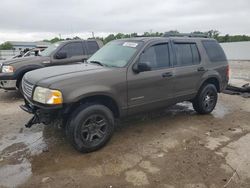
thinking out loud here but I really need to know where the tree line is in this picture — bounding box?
[1,30,250,50]
[42,30,250,44]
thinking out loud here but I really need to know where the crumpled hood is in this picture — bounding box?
[1,56,49,66]
[24,63,106,87]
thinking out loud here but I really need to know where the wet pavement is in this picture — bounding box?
[0,61,250,188]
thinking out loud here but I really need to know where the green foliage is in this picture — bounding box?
[217,34,250,43]
[0,42,13,50]
[43,37,64,43]
[41,30,250,45]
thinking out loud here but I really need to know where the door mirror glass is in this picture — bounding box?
[55,52,67,59]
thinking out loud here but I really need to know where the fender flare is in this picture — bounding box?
[14,64,44,86]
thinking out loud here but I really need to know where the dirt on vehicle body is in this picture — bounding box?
[21,36,229,152]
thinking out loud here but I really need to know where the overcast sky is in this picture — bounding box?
[0,0,250,43]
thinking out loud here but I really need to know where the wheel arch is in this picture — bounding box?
[66,94,121,118]
[199,77,221,92]
[15,65,43,88]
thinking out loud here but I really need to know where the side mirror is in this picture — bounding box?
[55,52,67,59]
[133,62,151,73]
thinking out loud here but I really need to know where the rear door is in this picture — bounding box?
[51,42,87,65]
[127,40,175,114]
[171,40,205,98]
[86,41,100,56]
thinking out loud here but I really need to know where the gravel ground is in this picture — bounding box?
[0,61,250,188]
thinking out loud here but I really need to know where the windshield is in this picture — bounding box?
[40,43,60,57]
[88,40,143,67]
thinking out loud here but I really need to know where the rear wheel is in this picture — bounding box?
[66,104,115,153]
[192,84,218,114]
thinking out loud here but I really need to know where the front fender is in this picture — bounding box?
[63,85,121,107]
[14,64,44,80]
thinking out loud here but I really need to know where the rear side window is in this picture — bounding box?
[58,42,85,58]
[174,43,200,66]
[140,43,170,69]
[202,40,226,62]
[87,41,99,54]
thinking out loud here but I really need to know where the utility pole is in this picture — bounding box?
[92,32,95,38]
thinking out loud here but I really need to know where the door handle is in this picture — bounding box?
[197,67,205,72]
[162,72,173,78]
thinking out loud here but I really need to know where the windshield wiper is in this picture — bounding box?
[88,61,104,66]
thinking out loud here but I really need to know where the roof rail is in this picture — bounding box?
[163,32,209,38]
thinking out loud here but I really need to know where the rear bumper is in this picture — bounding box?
[0,80,17,90]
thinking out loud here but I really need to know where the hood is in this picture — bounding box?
[2,56,49,66]
[24,63,106,87]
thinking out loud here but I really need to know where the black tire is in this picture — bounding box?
[66,104,115,153]
[192,84,218,114]
[17,80,23,96]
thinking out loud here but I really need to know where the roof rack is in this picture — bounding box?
[163,32,209,38]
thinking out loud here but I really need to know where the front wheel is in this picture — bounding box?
[17,80,23,96]
[192,84,218,114]
[66,104,115,153]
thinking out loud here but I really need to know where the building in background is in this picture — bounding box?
[220,41,250,61]
[8,41,50,51]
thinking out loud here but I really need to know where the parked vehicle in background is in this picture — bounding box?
[0,39,103,93]
[21,34,229,153]
[12,47,47,59]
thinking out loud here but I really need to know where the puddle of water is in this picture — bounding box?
[0,159,32,187]
[166,102,195,116]
[0,131,47,157]
[0,128,47,187]
[176,102,229,119]
[212,103,229,119]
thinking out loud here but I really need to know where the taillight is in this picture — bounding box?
[226,65,229,80]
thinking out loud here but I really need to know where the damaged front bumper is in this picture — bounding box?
[20,100,63,128]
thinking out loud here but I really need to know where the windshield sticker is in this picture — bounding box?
[123,42,138,48]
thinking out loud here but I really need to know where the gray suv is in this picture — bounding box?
[21,35,229,153]
[0,39,103,93]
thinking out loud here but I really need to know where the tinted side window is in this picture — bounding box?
[140,43,170,69]
[87,41,99,54]
[202,40,226,62]
[174,43,201,67]
[58,42,84,58]
[190,44,201,64]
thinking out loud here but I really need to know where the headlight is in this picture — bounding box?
[2,65,14,73]
[33,86,63,104]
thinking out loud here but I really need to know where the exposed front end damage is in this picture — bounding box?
[20,101,64,128]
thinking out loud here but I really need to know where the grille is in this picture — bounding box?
[22,79,34,98]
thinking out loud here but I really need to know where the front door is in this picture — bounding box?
[127,42,175,114]
[51,42,87,65]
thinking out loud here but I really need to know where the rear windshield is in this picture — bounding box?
[202,40,227,62]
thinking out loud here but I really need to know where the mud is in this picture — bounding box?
[0,61,250,188]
